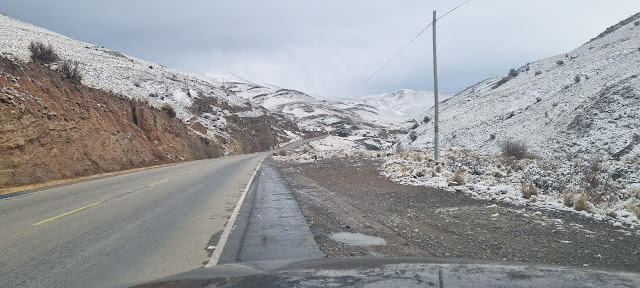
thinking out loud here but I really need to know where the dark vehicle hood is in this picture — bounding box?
[129,257,640,288]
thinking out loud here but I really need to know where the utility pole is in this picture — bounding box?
[432,10,440,161]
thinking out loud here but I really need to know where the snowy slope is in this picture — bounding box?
[203,70,375,132]
[338,89,452,125]
[407,13,640,162]
[0,13,304,150]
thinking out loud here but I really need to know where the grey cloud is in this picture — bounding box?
[2,0,639,98]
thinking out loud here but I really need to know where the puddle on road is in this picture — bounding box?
[330,232,387,246]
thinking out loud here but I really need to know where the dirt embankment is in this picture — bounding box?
[0,56,292,189]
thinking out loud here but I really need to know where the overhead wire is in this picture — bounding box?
[345,0,472,98]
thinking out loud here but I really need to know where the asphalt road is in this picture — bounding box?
[0,136,323,288]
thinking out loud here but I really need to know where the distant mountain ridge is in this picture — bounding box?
[338,89,453,125]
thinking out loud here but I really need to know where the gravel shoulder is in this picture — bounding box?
[276,157,640,272]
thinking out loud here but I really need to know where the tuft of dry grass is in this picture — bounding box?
[435,165,442,173]
[449,169,466,186]
[627,204,640,218]
[278,150,287,156]
[563,190,575,208]
[632,187,640,200]
[400,164,409,175]
[521,182,539,199]
[574,193,589,212]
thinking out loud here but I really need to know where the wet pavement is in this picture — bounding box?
[217,159,325,264]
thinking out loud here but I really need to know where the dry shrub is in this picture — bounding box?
[449,169,466,185]
[632,187,640,200]
[502,156,526,172]
[139,97,149,106]
[582,156,602,189]
[563,190,575,207]
[59,60,82,83]
[500,140,528,160]
[435,165,442,173]
[574,193,589,211]
[521,182,539,199]
[160,103,176,118]
[28,41,59,64]
[278,150,287,156]
[626,204,640,218]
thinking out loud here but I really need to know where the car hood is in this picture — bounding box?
[128,257,640,288]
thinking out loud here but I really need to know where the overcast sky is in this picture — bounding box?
[2,1,639,98]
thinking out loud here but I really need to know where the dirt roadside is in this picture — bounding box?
[276,157,640,272]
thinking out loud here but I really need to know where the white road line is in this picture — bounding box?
[206,156,265,267]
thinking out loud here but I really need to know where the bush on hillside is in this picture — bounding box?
[449,169,466,186]
[521,182,539,199]
[508,68,519,78]
[408,131,417,142]
[60,60,82,84]
[574,193,590,211]
[500,139,528,160]
[160,103,176,118]
[28,41,59,64]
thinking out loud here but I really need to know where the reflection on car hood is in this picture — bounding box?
[129,257,640,288]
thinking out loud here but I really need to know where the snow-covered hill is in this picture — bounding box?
[204,70,375,132]
[338,89,452,125]
[0,13,304,151]
[407,13,640,163]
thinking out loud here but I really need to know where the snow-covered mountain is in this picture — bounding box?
[337,89,452,125]
[406,12,640,162]
[204,70,375,132]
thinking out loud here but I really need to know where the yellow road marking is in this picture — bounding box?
[147,179,169,187]
[33,201,103,226]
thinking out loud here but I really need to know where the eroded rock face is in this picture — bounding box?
[0,57,293,189]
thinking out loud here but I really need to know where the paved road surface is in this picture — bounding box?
[0,136,323,288]
[217,159,324,264]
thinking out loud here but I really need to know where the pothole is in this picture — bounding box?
[330,232,387,246]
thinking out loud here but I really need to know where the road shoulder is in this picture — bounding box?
[216,157,324,264]
[276,157,640,272]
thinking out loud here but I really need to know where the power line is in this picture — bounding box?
[436,0,472,21]
[345,0,472,98]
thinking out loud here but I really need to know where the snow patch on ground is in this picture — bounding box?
[273,135,379,163]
